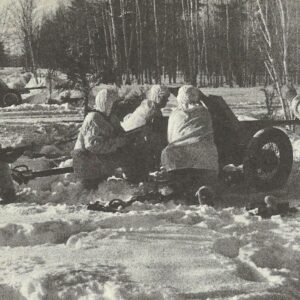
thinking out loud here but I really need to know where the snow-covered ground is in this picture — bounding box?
[0,70,300,299]
[1,199,300,299]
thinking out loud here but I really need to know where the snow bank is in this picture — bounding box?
[0,200,299,299]
[213,236,240,258]
[0,122,80,167]
[0,102,78,112]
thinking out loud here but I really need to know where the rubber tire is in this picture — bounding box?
[243,127,293,191]
[2,93,21,107]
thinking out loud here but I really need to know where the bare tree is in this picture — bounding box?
[225,0,233,87]
[254,0,291,120]
[10,0,39,80]
[135,0,143,83]
[4,0,297,89]
[153,0,161,83]
[108,0,121,85]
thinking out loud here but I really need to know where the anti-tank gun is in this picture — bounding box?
[10,125,149,185]
[8,87,300,193]
[0,79,46,107]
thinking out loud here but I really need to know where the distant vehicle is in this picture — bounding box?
[0,78,23,107]
[0,78,47,107]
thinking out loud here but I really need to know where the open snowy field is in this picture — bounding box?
[0,74,300,299]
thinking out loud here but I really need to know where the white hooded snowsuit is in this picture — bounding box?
[122,85,170,131]
[73,88,127,180]
[161,85,218,172]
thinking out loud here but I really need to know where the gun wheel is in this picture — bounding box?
[2,92,21,107]
[243,127,293,191]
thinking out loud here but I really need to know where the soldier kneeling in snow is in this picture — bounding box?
[122,85,170,175]
[0,146,17,204]
[73,88,129,190]
[160,85,219,203]
[73,87,151,190]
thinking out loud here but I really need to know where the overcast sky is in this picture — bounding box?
[0,0,69,55]
[0,0,62,10]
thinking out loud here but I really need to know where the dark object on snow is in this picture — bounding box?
[87,197,140,213]
[87,198,135,213]
[87,192,172,213]
[195,186,215,206]
[0,79,46,107]
[148,168,213,205]
[87,201,119,213]
[12,165,74,185]
[246,199,298,218]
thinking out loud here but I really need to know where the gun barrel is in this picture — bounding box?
[31,167,74,178]
[25,86,47,90]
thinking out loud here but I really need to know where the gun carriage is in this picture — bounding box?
[0,78,46,107]
[5,87,300,192]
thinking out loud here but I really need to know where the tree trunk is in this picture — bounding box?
[153,0,161,83]
[296,2,299,84]
[256,0,291,120]
[276,0,289,83]
[101,6,111,60]
[190,0,197,85]
[181,0,192,83]
[84,0,95,71]
[225,1,233,87]
[120,0,130,83]
[108,0,120,85]
[135,0,143,84]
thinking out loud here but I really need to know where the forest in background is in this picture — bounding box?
[0,0,300,88]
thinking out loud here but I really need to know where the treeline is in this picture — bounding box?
[10,0,300,87]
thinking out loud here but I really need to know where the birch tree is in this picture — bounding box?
[12,0,38,77]
[153,0,161,83]
[254,0,291,120]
